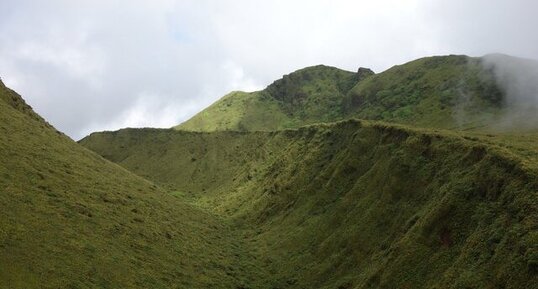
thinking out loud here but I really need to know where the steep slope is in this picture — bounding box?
[81,121,538,289]
[344,55,504,129]
[176,65,372,131]
[176,54,536,133]
[0,80,268,288]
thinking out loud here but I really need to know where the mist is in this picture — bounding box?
[482,54,538,131]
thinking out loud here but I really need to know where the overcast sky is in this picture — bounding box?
[1,0,537,139]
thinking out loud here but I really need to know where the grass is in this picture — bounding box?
[175,64,364,131]
[345,55,505,130]
[81,119,538,289]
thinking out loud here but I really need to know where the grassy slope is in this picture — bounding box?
[345,55,504,130]
[0,81,269,289]
[80,128,269,195]
[176,91,291,132]
[176,65,366,131]
[81,120,538,289]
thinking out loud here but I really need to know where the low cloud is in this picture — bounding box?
[482,54,538,130]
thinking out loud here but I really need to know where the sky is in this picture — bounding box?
[1,0,538,139]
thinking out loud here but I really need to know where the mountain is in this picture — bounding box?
[0,79,269,288]
[176,65,372,131]
[80,54,538,288]
[177,55,527,132]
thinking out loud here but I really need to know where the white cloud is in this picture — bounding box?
[220,61,264,93]
[89,92,185,131]
[16,40,106,85]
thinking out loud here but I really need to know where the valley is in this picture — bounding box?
[81,119,538,289]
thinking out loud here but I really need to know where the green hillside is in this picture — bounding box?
[176,65,372,131]
[176,55,511,132]
[345,55,504,129]
[0,80,270,288]
[81,120,538,289]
